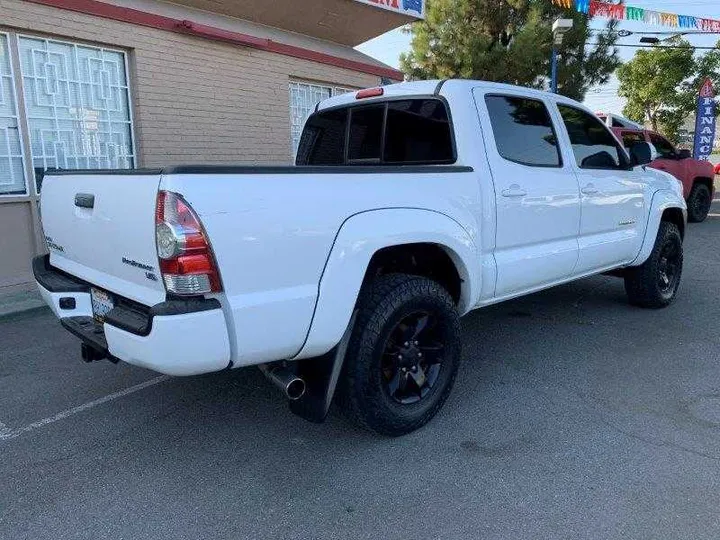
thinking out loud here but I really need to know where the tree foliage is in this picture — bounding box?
[399,0,620,101]
[617,38,720,142]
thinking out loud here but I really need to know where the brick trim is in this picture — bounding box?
[23,0,404,80]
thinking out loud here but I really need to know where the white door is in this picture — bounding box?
[474,90,581,298]
[553,104,646,273]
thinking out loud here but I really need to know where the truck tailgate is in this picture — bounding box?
[40,171,167,306]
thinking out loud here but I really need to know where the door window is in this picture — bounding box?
[621,131,646,149]
[558,104,630,170]
[649,133,676,159]
[484,95,561,167]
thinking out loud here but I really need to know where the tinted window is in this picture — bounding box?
[296,98,456,166]
[621,131,646,149]
[649,133,676,159]
[485,96,561,167]
[296,108,346,165]
[558,105,629,170]
[384,100,454,163]
[348,106,384,162]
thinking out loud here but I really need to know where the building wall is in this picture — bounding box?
[0,0,383,291]
[1,0,381,165]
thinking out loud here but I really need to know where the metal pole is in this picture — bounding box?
[551,45,559,93]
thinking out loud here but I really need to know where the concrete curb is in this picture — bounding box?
[0,290,48,321]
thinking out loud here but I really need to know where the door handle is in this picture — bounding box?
[581,184,599,195]
[501,185,527,198]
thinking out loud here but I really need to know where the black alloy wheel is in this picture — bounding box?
[336,274,461,436]
[657,239,681,296]
[688,183,712,223]
[380,310,445,405]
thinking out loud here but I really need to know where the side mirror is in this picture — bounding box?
[678,149,691,160]
[629,142,657,167]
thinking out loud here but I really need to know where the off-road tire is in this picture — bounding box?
[624,221,683,309]
[336,273,461,436]
[687,183,712,223]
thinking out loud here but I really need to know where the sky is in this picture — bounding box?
[356,0,720,117]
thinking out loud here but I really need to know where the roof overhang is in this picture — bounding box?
[166,0,424,46]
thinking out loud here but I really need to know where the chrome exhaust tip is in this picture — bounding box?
[259,364,306,401]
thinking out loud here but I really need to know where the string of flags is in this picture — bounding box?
[551,0,720,32]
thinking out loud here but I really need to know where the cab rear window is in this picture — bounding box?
[296,98,455,166]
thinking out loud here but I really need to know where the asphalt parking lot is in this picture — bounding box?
[2,201,720,540]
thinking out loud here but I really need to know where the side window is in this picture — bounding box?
[557,104,630,170]
[295,108,347,165]
[649,134,676,159]
[485,95,561,167]
[621,131,646,149]
[348,105,384,162]
[384,100,454,163]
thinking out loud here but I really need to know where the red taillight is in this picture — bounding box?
[356,87,384,99]
[155,191,222,295]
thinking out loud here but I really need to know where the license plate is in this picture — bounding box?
[91,288,115,323]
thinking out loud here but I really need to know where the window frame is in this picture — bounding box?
[483,93,564,169]
[17,33,137,193]
[297,95,458,167]
[0,31,138,198]
[556,102,633,172]
[0,31,31,197]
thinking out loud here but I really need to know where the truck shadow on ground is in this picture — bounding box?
[143,274,650,451]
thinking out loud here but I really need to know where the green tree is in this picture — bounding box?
[617,39,720,142]
[399,0,620,101]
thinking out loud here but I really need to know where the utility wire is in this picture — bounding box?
[587,42,720,50]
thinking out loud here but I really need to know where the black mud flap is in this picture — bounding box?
[288,313,356,423]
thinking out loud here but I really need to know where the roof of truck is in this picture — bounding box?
[317,79,578,111]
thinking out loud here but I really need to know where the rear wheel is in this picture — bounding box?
[687,183,712,223]
[624,221,683,309]
[336,274,461,436]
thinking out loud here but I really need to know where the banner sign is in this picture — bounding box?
[693,79,717,162]
[551,0,720,30]
[354,0,425,19]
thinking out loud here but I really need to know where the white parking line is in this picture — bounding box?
[0,375,170,442]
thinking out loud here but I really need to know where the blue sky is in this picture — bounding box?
[357,0,720,116]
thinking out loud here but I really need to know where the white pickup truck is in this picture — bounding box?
[34,80,686,436]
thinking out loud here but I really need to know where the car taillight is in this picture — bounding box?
[155,191,222,295]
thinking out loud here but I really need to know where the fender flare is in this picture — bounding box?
[293,208,480,360]
[630,190,687,267]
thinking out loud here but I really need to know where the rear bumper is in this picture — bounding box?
[34,255,231,376]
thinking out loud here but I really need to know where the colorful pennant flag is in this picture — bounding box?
[575,0,590,14]
[625,6,644,22]
[550,0,720,31]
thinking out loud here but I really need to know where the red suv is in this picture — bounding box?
[613,128,715,222]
